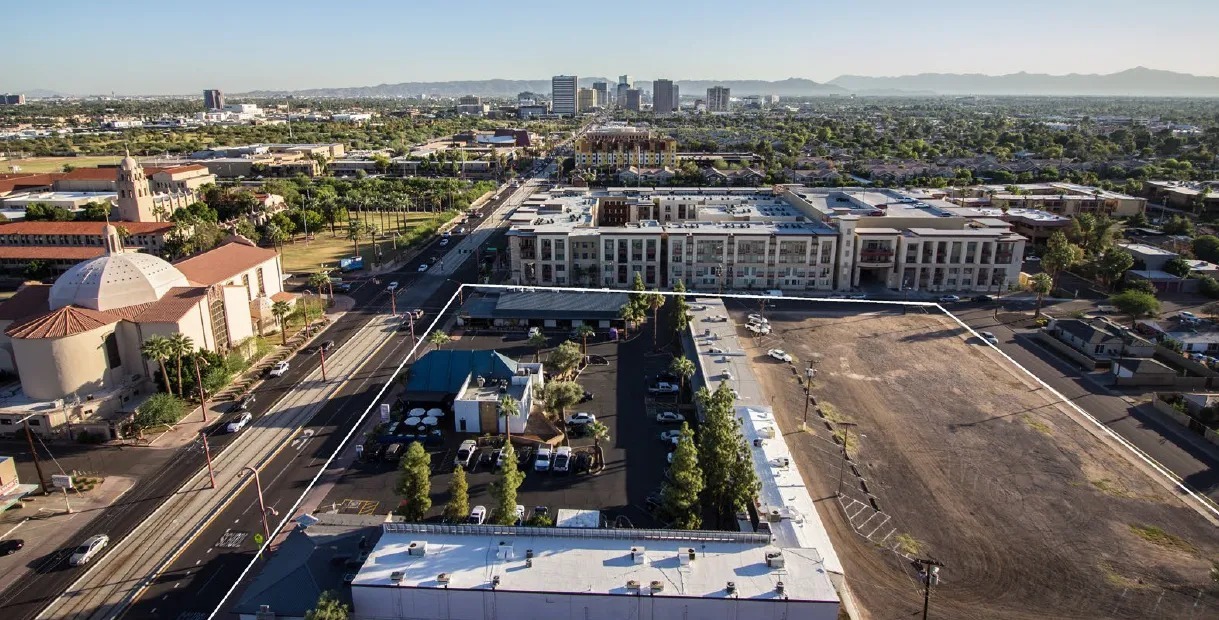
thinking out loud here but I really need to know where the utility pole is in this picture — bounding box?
[318,347,328,381]
[200,431,216,489]
[914,558,944,620]
[835,421,858,496]
[24,419,47,494]
[194,357,209,424]
[801,365,816,429]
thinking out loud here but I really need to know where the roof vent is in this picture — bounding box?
[491,575,501,589]
[650,580,665,592]
[766,551,786,569]
[678,547,696,566]
[776,581,786,595]
[725,581,737,595]
[407,541,427,556]
[526,549,534,559]
[390,571,405,583]
[437,572,451,586]
[630,546,648,565]
[497,542,514,561]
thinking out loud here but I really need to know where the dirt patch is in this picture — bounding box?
[747,309,1219,620]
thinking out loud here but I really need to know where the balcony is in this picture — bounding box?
[858,249,895,264]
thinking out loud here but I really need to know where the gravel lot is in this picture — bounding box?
[745,307,1219,620]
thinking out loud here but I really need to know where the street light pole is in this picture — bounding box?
[194,357,208,424]
[200,431,216,489]
[23,418,47,494]
[243,466,271,541]
[390,289,397,317]
[318,347,328,381]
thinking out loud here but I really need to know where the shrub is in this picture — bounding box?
[134,393,189,429]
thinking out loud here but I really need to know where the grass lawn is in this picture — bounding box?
[279,210,458,273]
[2,155,127,174]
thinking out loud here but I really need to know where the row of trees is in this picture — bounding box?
[395,439,528,526]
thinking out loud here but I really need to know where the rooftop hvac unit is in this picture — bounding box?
[497,542,514,560]
[650,580,665,592]
[776,581,786,595]
[437,572,451,585]
[630,546,647,565]
[626,579,641,591]
[407,541,427,557]
[678,548,696,566]
[766,551,785,569]
[390,571,405,584]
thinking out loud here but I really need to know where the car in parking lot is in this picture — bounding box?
[268,361,289,377]
[1179,311,1199,321]
[972,294,995,303]
[386,281,399,292]
[660,429,682,442]
[408,309,425,320]
[467,505,487,525]
[980,331,999,345]
[656,411,686,424]
[455,440,477,469]
[534,447,553,472]
[552,446,572,472]
[573,452,591,475]
[226,411,253,433]
[938,295,960,303]
[746,313,768,324]
[417,263,429,272]
[439,238,449,247]
[527,326,542,338]
[69,534,109,566]
[648,382,679,394]
[746,323,771,335]
[567,412,596,426]
[0,538,24,555]
[579,390,594,403]
[494,448,508,469]
[767,349,793,362]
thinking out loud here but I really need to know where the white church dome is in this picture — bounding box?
[49,250,189,311]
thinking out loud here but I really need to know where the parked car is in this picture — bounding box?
[660,429,683,442]
[386,281,399,293]
[553,446,572,473]
[972,294,995,303]
[847,293,868,300]
[579,390,594,403]
[439,238,449,247]
[494,448,508,469]
[534,447,553,472]
[268,361,289,377]
[528,326,542,338]
[938,295,960,303]
[467,506,487,525]
[656,411,686,424]
[454,439,478,469]
[567,412,596,426]
[648,382,679,394]
[332,281,352,293]
[767,349,793,362]
[0,539,24,555]
[417,264,429,272]
[226,411,253,433]
[746,313,767,324]
[69,534,109,566]
[980,331,999,345]
[319,340,335,353]
[573,452,592,475]
[746,323,771,335]
[1179,311,1199,321]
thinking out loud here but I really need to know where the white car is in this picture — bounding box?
[386,281,399,292]
[455,440,477,469]
[268,361,289,377]
[567,412,596,425]
[659,429,682,442]
[467,505,487,525]
[1179,311,1199,321]
[69,534,109,566]
[648,382,679,394]
[746,313,768,324]
[417,264,429,272]
[534,447,553,472]
[439,238,449,247]
[225,411,253,434]
[746,323,771,335]
[938,295,960,303]
[656,411,686,424]
[980,331,999,345]
[553,446,572,473]
[767,349,793,362]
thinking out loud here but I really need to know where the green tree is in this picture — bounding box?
[1041,231,1084,290]
[1199,276,1219,299]
[395,441,432,521]
[1162,256,1192,278]
[547,340,582,377]
[628,272,647,308]
[346,220,365,256]
[1027,273,1053,318]
[1070,213,1120,256]
[263,222,290,251]
[140,335,174,394]
[696,383,760,527]
[489,444,525,524]
[670,281,691,334]
[1094,248,1136,289]
[659,422,703,529]
[271,300,292,344]
[442,466,470,523]
[669,356,696,395]
[572,325,595,355]
[1193,235,1219,263]
[588,420,610,469]
[541,380,584,420]
[619,301,645,335]
[304,591,349,620]
[527,330,548,362]
[1109,289,1160,326]
[373,153,392,173]
[78,201,113,221]
[645,289,665,347]
[167,333,195,398]
[426,330,451,351]
[1162,215,1195,236]
[24,260,50,280]
[309,270,334,299]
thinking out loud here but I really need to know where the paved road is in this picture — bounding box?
[954,303,1219,506]
[121,173,541,619]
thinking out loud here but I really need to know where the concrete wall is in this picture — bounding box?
[222,285,255,346]
[13,324,116,401]
[1034,331,1098,369]
[1150,396,1219,447]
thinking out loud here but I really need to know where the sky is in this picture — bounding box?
[8,0,1219,95]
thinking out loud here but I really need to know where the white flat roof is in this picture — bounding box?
[1118,242,1178,257]
[355,525,838,602]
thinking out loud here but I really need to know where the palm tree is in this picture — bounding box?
[346,221,364,257]
[426,330,451,351]
[588,420,609,470]
[309,270,333,301]
[527,331,548,362]
[619,302,644,336]
[271,300,292,345]
[498,394,520,445]
[140,336,174,394]
[573,325,595,355]
[1028,273,1053,318]
[669,357,696,394]
[646,291,665,348]
[167,334,195,398]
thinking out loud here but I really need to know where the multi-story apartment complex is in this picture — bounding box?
[946,183,1146,218]
[574,128,678,170]
[203,89,224,111]
[706,86,731,112]
[507,186,1027,294]
[550,75,578,116]
[653,79,678,114]
[577,88,597,112]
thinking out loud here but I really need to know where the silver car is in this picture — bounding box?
[69,534,109,566]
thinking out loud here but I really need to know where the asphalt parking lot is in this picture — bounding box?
[319,326,692,527]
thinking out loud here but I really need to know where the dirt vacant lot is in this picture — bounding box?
[747,308,1219,620]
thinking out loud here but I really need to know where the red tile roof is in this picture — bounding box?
[132,286,207,322]
[174,240,278,285]
[5,305,118,339]
[271,291,296,303]
[56,167,120,181]
[0,173,54,195]
[0,284,51,321]
[0,221,174,236]
[154,164,208,175]
[0,246,105,260]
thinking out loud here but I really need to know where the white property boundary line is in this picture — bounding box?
[206,285,463,620]
[205,285,1219,620]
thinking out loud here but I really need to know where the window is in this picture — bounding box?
[104,333,121,369]
[256,268,266,296]
[242,274,252,301]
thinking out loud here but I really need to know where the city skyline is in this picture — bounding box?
[7,0,1219,94]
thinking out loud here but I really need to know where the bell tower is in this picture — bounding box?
[116,153,156,222]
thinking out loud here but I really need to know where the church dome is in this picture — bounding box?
[120,155,140,170]
[49,251,189,312]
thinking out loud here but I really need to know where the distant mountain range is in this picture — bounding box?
[19,68,1219,99]
[828,67,1219,97]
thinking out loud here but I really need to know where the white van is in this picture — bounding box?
[552,446,572,473]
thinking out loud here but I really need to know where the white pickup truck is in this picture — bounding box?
[648,382,679,394]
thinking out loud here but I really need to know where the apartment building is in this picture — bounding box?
[707,86,731,112]
[948,183,1146,218]
[551,75,578,116]
[574,128,678,170]
[508,186,1027,294]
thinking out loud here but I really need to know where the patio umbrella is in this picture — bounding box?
[427,408,443,418]
[404,416,421,426]
[423,416,439,426]
[409,408,426,418]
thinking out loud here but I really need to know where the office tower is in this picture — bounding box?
[577,88,597,113]
[592,82,609,107]
[706,86,731,112]
[551,75,578,116]
[625,89,643,112]
[652,79,677,114]
[203,89,224,111]
[616,75,632,107]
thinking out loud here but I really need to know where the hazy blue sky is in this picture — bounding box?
[9,0,1219,94]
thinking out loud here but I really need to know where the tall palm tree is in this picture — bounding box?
[573,325,595,355]
[669,356,696,394]
[498,394,520,446]
[1028,273,1053,318]
[140,336,173,394]
[646,291,665,347]
[588,420,609,470]
[167,334,195,398]
[309,270,333,301]
[271,300,292,345]
[527,331,548,362]
[346,221,363,257]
